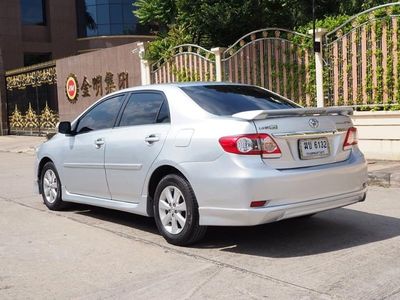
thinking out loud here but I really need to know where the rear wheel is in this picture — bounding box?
[40,162,67,211]
[154,174,206,246]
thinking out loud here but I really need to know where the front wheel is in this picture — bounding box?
[154,174,207,246]
[40,162,67,211]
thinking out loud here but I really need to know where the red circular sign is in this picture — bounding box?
[65,75,78,102]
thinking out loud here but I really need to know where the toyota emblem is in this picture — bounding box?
[309,118,319,128]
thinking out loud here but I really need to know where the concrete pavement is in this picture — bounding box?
[1,151,400,299]
[0,135,45,154]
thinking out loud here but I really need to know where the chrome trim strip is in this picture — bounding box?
[272,129,346,138]
[63,163,103,169]
[64,163,143,170]
[105,163,142,170]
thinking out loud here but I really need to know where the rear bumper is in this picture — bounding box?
[199,188,367,226]
[181,149,368,226]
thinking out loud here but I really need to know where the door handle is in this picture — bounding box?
[144,134,160,144]
[94,138,105,148]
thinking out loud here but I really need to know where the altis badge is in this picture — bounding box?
[259,125,278,130]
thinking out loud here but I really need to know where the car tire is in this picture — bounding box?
[40,162,67,211]
[154,174,207,246]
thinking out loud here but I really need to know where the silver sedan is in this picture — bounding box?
[35,83,368,245]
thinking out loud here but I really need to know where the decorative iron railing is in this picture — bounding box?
[324,2,400,108]
[221,28,313,106]
[150,44,216,83]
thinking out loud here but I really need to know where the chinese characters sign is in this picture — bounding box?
[65,71,129,103]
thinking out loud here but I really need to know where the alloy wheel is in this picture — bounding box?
[158,185,187,234]
[43,169,58,204]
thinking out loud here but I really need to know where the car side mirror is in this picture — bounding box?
[58,121,72,134]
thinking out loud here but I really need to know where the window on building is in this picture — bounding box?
[21,0,46,25]
[23,53,52,67]
[76,0,154,38]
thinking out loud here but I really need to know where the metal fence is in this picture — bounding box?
[150,44,216,84]
[5,61,59,135]
[148,3,400,108]
[149,31,314,106]
[324,3,400,108]
[221,28,313,106]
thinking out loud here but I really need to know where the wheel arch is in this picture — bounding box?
[37,157,54,194]
[146,165,189,217]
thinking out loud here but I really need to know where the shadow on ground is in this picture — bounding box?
[66,204,400,258]
[66,203,159,234]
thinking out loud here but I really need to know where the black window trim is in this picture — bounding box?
[115,90,170,128]
[155,97,171,124]
[73,92,128,134]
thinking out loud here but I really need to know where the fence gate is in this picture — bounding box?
[324,3,400,107]
[5,61,59,135]
[150,44,216,84]
[221,29,314,106]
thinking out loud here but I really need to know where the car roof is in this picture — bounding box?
[108,82,253,95]
[103,81,295,107]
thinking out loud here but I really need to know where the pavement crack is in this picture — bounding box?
[181,266,222,300]
[0,196,334,299]
[382,286,400,300]
[234,287,263,300]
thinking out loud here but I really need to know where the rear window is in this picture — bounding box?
[181,85,299,116]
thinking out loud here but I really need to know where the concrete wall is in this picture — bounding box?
[352,111,400,161]
[0,1,155,71]
[0,0,78,70]
[56,42,142,122]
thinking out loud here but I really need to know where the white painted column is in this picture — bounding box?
[308,28,327,107]
[136,42,151,85]
[211,47,225,82]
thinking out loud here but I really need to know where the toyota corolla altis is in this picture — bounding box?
[35,83,368,245]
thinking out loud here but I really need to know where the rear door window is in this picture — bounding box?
[119,92,169,127]
[181,85,299,116]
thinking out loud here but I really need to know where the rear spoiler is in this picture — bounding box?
[232,107,353,120]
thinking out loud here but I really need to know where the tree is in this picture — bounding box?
[134,0,395,61]
[338,0,392,16]
[134,0,295,59]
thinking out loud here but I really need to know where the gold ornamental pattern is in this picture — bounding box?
[6,67,57,91]
[9,103,59,131]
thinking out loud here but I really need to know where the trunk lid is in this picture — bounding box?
[233,107,354,169]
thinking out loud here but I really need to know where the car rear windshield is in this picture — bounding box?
[180,85,299,116]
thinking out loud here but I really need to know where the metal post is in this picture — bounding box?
[211,47,225,82]
[308,28,327,107]
[35,86,41,135]
[136,42,151,85]
[0,48,8,135]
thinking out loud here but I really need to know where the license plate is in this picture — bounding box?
[298,138,330,160]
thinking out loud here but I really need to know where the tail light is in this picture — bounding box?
[219,134,281,158]
[343,127,358,150]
